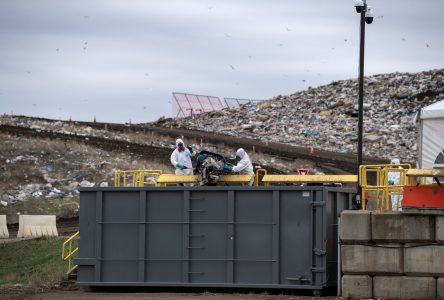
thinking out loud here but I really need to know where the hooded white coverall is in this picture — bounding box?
[232,148,254,175]
[170,138,194,175]
[388,158,403,211]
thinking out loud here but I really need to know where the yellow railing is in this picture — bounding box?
[114,170,163,187]
[261,174,358,186]
[359,164,411,210]
[61,231,79,274]
[254,168,267,186]
[406,169,444,186]
[116,169,267,187]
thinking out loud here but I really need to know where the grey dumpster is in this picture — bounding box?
[75,186,353,291]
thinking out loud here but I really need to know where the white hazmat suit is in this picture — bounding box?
[170,138,194,175]
[388,158,403,211]
[232,148,254,175]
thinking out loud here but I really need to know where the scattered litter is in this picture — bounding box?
[154,69,444,162]
[79,180,95,187]
[73,173,83,181]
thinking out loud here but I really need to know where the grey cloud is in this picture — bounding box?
[0,0,443,123]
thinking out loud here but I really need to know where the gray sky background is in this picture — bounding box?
[0,0,443,123]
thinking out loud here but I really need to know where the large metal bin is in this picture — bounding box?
[75,186,353,291]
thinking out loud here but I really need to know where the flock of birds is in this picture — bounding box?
[4,7,435,117]
[48,11,433,87]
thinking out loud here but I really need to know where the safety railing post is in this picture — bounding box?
[62,231,80,274]
[254,169,267,187]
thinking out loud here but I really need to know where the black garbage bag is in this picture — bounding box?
[195,150,230,186]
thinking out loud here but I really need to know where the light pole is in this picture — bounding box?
[354,0,373,201]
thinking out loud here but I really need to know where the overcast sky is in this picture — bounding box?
[0,0,443,123]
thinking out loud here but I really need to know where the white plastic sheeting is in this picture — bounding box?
[421,100,444,120]
[419,100,444,169]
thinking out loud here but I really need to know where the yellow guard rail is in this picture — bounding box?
[406,168,444,186]
[261,174,358,186]
[61,231,79,274]
[359,164,411,210]
[114,170,163,187]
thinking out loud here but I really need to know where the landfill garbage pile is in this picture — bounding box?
[0,115,323,175]
[0,132,169,219]
[155,69,444,162]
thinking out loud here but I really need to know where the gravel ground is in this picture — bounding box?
[2,291,339,300]
[0,283,339,300]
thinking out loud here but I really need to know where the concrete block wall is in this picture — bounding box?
[340,211,444,299]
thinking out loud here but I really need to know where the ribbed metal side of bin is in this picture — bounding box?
[75,186,353,290]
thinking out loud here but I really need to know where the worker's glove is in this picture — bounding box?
[388,179,395,185]
[176,163,185,170]
[223,164,233,172]
[187,145,194,154]
[229,155,237,161]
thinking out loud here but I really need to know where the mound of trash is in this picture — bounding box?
[156,68,444,162]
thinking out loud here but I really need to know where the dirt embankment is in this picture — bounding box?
[0,124,172,164]
[3,116,388,174]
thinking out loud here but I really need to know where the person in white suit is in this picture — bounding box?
[170,138,195,176]
[388,158,403,211]
[224,148,254,185]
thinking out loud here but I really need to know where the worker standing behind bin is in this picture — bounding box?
[171,138,195,176]
[224,148,254,185]
[388,158,403,211]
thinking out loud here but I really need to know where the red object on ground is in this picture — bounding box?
[310,147,314,156]
[298,169,309,175]
[403,186,444,208]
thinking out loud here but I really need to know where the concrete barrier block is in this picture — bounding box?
[436,216,444,242]
[372,211,434,242]
[405,245,444,275]
[373,276,436,300]
[340,210,371,242]
[341,275,372,299]
[341,244,403,274]
[437,278,444,299]
[17,215,58,238]
[0,215,9,239]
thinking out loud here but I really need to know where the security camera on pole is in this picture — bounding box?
[354,0,374,203]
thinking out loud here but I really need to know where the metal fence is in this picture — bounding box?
[172,93,224,118]
[223,98,264,109]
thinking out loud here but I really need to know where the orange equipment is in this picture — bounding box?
[403,186,444,209]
